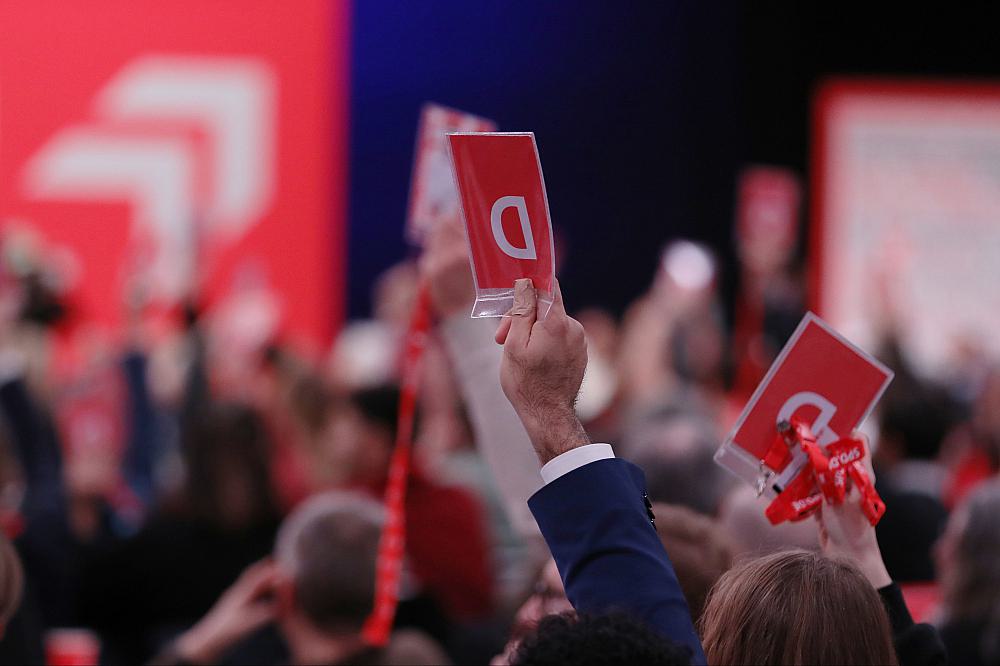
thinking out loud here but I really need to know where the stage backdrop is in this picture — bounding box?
[0,0,347,350]
[812,80,1000,375]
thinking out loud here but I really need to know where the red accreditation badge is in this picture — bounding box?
[447,132,555,317]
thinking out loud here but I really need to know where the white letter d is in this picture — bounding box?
[490,195,537,260]
[777,391,840,446]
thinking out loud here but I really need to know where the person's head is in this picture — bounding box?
[182,403,278,530]
[700,550,897,665]
[972,367,1000,463]
[512,612,691,666]
[624,410,732,515]
[274,491,383,645]
[0,533,23,638]
[508,560,572,645]
[651,503,734,623]
[717,485,819,558]
[937,479,1000,621]
[372,261,420,329]
[319,385,400,486]
[877,383,955,466]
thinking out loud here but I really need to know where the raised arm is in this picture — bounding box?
[497,278,705,664]
[419,218,544,538]
[817,483,947,666]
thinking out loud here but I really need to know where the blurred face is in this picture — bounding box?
[318,405,392,486]
[493,560,571,665]
[215,460,258,529]
[679,315,725,384]
[934,503,969,590]
[973,370,1000,440]
[513,560,571,640]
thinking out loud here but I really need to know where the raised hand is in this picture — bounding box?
[174,559,280,664]
[496,278,590,464]
[418,215,475,318]
[816,484,892,589]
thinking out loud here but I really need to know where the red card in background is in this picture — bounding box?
[448,132,555,318]
[735,165,801,275]
[715,312,893,489]
[407,104,496,244]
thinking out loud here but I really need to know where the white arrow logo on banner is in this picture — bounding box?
[23,130,197,299]
[21,55,277,300]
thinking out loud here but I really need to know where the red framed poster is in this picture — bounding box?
[812,79,1000,375]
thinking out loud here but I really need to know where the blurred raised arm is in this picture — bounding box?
[419,218,543,537]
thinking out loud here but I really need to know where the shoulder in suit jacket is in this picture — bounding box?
[528,457,706,664]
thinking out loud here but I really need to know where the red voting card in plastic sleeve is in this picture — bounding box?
[447,132,555,318]
[715,312,893,492]
[406,104,497,244]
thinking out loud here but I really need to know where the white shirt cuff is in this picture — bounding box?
[540,443,615,484]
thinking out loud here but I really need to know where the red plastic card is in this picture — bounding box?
[715,312,893,492]
[406,103,496,244]
[448,132,555,318]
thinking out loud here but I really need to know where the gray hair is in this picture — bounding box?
[623,408,733,515]
[275,491,385,632]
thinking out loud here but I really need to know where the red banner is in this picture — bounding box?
[0,0,347,349]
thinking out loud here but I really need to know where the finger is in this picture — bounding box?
[241,601,279,632]
[505,279,537,349]
[855,432,876,481]
[815,508,829,545]
[495,313,513,345]
[540,279,571,332]
[549,278,566,316]
[441,212,466,242]
[235,560,280,599]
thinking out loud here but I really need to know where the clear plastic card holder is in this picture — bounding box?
[447,131,556,319]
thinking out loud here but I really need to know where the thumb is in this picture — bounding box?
[503,279,537,348]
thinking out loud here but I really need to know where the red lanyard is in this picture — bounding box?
[362,286,433,647]
[763,419,886,527]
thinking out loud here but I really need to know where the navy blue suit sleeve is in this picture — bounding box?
[528,458,706,664]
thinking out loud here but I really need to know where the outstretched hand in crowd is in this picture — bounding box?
[815,438,892,590]
[173,560,280,664]
[495,278,590,465]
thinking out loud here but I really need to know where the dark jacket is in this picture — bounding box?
[527,458,705,664]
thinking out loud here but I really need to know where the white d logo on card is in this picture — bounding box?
[777,391,840,446]
[490,195,537,260]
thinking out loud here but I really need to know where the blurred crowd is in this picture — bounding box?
[0,189,998,666]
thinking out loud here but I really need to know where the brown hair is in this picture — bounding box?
[652,503,734,624]
[0,533,23,626]
[700,550,897,665]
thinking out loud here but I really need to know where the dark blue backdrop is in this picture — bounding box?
[347,2,742,319]
[347,3,1000,321]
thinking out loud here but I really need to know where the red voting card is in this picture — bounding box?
[715,312,893,491]
[448,132,555,317]
[406,104,496,244]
